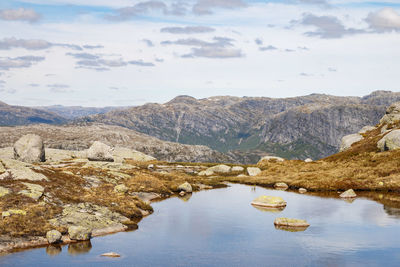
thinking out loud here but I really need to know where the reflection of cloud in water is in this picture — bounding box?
[68,241,92,255]
[361,203,398,227]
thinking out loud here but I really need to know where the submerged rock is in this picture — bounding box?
[274,182,289,190]
[46,230,62,244]
[178,182,192,193]
[13,134,45,163]
[68,226,92,241]
[19,182,44,200]
[377,130,400,151]
[251,196,287,208]
[274,217,310,227]
[87,141,114,162]
[247,167,262,176]
[339,134,363,152]
[340,189,357,198]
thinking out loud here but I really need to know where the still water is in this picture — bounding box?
[2,183,400,266]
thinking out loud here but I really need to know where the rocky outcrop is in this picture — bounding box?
[13,134,45,163]
[0,186,10,197]
[113,147,155,163]
[206,165,231,173]
[377,130,400,151]
[339,134,363,152]
[87,141,114,162]
[18,182,44,200]
[68,226,91,241]
[247,167,261,176]
[0,159,48,181]
[380,102,400,125]
[258,156,285,163]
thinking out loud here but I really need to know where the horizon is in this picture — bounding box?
[0,1,399,106]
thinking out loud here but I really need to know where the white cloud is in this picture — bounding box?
[0,8,41,22]
[193,0,247,15]
[366,8,400,32]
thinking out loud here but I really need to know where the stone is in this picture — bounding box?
[231,166,244,172]
[2,209,26,218]
[198,169,214,176]
[258,156,285,164]
[13,134,45,163]
[179,191,186,196]
[113,147,155,163]
[0,161,5,173]
[339,134,363,152]
[251,196,287,208]
[87,141,114,162]
[114,184,129,193]
[247,167,262,176]
[19,182,44,201]
[206,164,231,173]
[101,252,121,258]
[46,230,62,244]
[299,188,307,193]
[274,182,289,190]
[0,186,10,197]
[304,158,313,163]
[380,102,400,125]
[68,226,92,241]
[0,159,48,181]
[340,189,357,198]
[377,130,400,151]
[178,182,192,193]
[274,217,310,227]
[237,174,247,177]
[147,164,154,169]
[359,125,376,134]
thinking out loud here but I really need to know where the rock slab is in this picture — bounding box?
[13,134,45,163]
[87,141,114,162]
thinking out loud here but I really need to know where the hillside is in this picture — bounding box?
[36,105,129,120]
[76,91,400,161]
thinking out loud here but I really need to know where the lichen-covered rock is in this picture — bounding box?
[87,141,114,162]
[299,188,307,193]
[13,134,45,163]
[340,189,357,198]
[19,182,44,200]
[0,159,48,181]
[2,209,26,218]
[380,102,400,125]
[377,130,400,151]
[247,167,262,176]
[251,196,286,208]
[114,184,129,193]
[339,134,363,152]
[101,252,121,258]
[0,186,10,197]
[68,226,92,241]
[274,217,310,227]
[207,164,231,173]
[258,156,285,164]
[231,166,244,172]
[274,182,289,190]
[359,125,376,134]
[198,169,214,176]
[113,147,155,163]
[178,182,192,193]
[46,230,62,244]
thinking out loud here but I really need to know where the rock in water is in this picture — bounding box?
[274,217,310,227]
[13,134,45,163]
[274,182,289,190]
[298,188,307,193]
[87,141,114,162]
[251,196,287,208]
[101,252,121,258]
[46,230,62,244]
[68,226,92,241]
[377,130,400,151]
[339,134,363,152]
[358,125,376,134]
[340,189,357,198]
[178,182,192,193]
[247,167,262,176]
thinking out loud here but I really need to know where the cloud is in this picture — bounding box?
[0,37,82,51]
[129,60,155,66]
[47,84,72,93]
[161,26,215,34]
[300,72,313,76]
[0,56,45,70]
[296,0,329,7]
[328,67,337,72]
[29,83,40,87]
[0,8,41,23]
[83,44,104,49]
[254,38,263,46]
[193,0,247,15]
[259,45,277,51]
[183,47,243,58]
[299,13,365,38]
[142,39,154,47]
[366,8,400,32]
[66,52,100,60]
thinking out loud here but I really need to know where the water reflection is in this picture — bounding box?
[46,245,62,257]
[67,241,92,255]
[274,225,309,232]
[179,193,192,202]
[252,205,285,213]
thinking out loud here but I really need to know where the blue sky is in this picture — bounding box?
[0,0,399,106]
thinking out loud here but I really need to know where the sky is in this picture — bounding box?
[0,0,399,107]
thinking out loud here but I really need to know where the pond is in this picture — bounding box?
[2,183,400,266]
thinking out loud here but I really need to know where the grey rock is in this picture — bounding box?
[359,125,376,134]
[114,184,129,193]
[19,182,44,200]
[274,182,289,190]
[231,166,244,172]
[258,156,285,163]
[46,230,62,244]
[87,141,114,162]
[178,182,192,193]
[13,134,45,163]
[380,102,400,125]
[68,226,92,241]
[339,134,363,152]
[198,169,214,176]
[0,159,48,181]
[247,167,262,176]
[113,147,155,163]
[304,158,313,163]
[206,164,231,173]
[377,130,400,151]
[340,189,357,198]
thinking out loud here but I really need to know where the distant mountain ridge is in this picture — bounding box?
[75,90,400,162]
[36,105,130,120]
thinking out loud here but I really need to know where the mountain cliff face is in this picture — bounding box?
[76,91,400,162]
[0,101,67,126]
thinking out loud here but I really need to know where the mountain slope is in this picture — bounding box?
[36,105,129,120]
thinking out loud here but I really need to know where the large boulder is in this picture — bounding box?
[339,134,363,152]
[68,226,92,241]
[380,102,400,125]
[377,130,400,151]
[247,167,262,176]
[251,196,286,208]
[87,141,114,162]
[13,134,45,163]
[178,182,192,193]
[113,147,156,163]
[46,230,62,244]
[206,164,231,173]
[258,156,285,164]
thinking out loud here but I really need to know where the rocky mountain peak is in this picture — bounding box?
[166,95,198,105]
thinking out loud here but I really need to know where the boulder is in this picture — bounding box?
[339,134,363,152]
[377,130,400,151]
[114,184,129,194]
[304,158,313,163]
[359,125,376,134]
[340,189,357,198]
[13,134,45,163]
[298,188,307,194]
[87,141,114,162]
[46,230,62,244]
[251,196,286,208]
[0,186,10,197]
[274,182,289,190]
[19,182,44,200]
[198,169,214,176]
[207,164,231,173]
[258,156,285,164]
[380,102,400,125]
[178,182,192,193]
[247,167,262,176]
[231,166,244,172]
[274,217,310,227]
[113,147,155,163]
[68,226,92,241]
